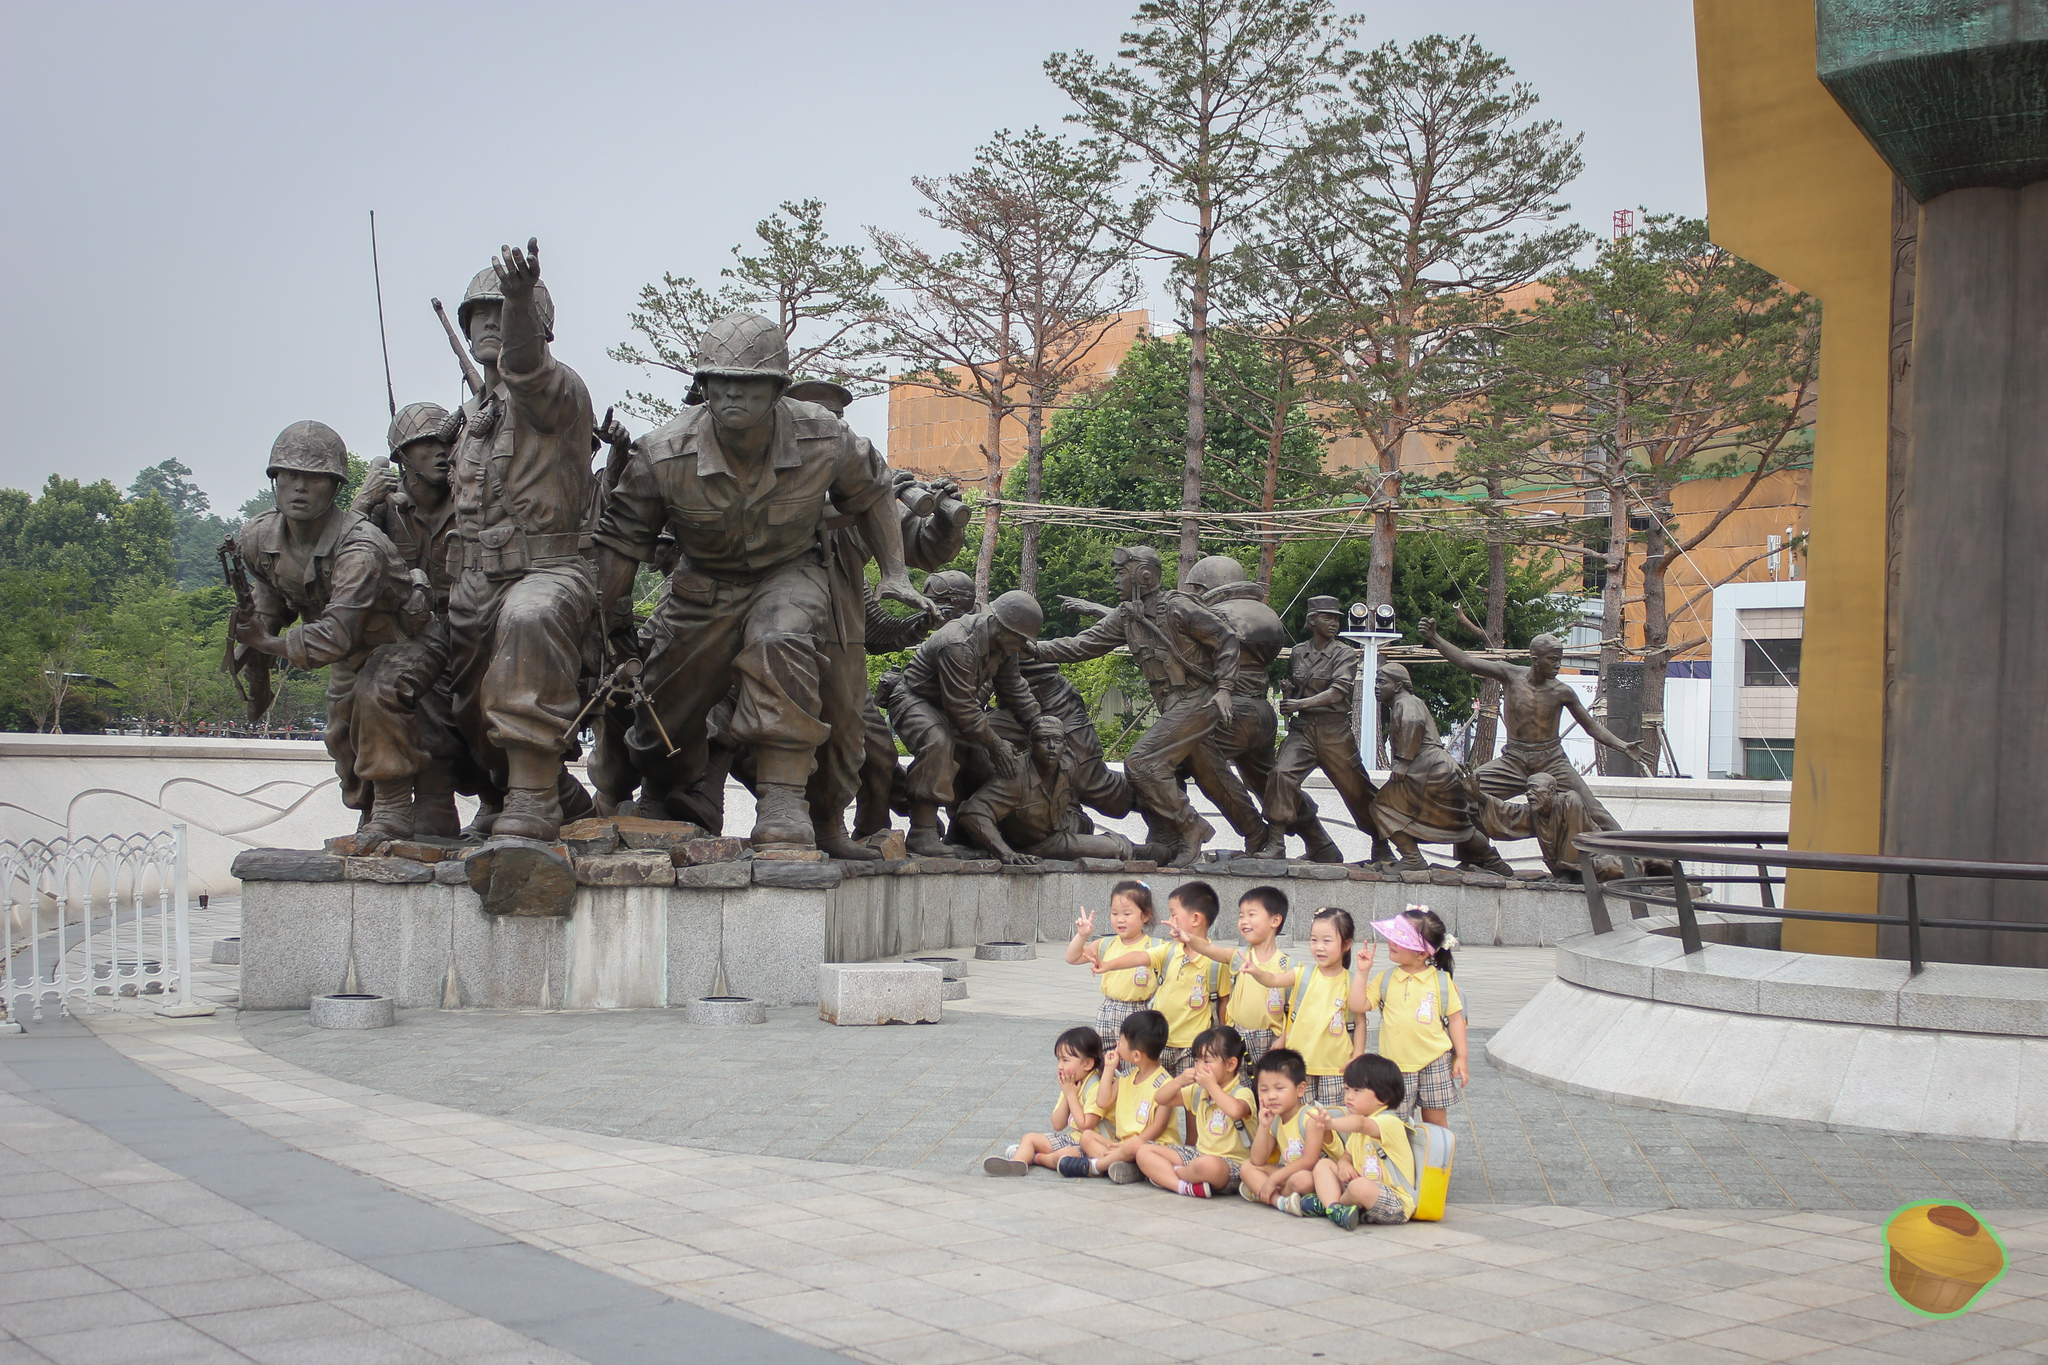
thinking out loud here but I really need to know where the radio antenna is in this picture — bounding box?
[370,210,396,417]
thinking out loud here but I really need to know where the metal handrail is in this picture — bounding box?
[1573,830,2048,975]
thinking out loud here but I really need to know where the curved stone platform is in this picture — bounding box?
[1488,920,2048,1144]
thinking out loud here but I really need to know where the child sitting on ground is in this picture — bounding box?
[1353,907,1466,1125]
[1095,881,1229,1084]
[1237,1047,1327,1208]
[984,1027,1107,1176]
[1176,885,1291,1067]
[1063,1009,1175,1182]
[1283,1053,1417,1229]
[1134,1025,1255,1198]
[1064,879,1158,1059]
[1234,906,1359,1107]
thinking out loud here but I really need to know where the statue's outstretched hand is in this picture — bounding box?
[1418,617,1439,641]
[494,237,541,296]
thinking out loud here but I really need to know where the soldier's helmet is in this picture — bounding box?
[387,402,451,458]
[266,421,349,480]
[693,313,791,387]
[458,265,557,343]
[989,590,1046,640]
[784,378,854,415]
[1185,554,1248,594]
[925,570,976,609]
[1305,594,1343,619]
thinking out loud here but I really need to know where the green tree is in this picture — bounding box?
[0,476,174,596]
[130,458,239,588]
[1048,0,1359,575]
[0,570,113,733]
[611,199,889,422]
[101,581,243,732]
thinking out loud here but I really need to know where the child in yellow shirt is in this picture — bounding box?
[1065,1009,1175,1182]
[1236,906,1359,1106]
[1095,881,1229,1083]
[1134,1026,1255,1198]
[1353,907,1466,1125]
[1064,879,1158,1055]
[1176,885,1290,1066]
[984,1027,1107,1176]
[1236,1047,1326,1207]
[1286,1053,1417,1229]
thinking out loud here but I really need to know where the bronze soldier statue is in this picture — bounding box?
[954,716,1145,865]
[442,239,600,842]
[1033,545,1239,866]
[229,421,436,850]
[1265,595,1393,863]
[1372,662,1513,874]
[855,568,977,840]
[594,314,928,850]
[1417,621,1644,831]
[1469,771,1621,881]
[882,591,1046,856]
[353,401,465,835]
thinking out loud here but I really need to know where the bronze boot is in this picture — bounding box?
[356,779,416,853]
[815,812,883,861]
[750,749,816,849]
[464,792,502,839]
[494,786,563,842]
[411,766,460,840]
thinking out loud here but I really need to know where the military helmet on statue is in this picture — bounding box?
[924,570,976,611]
[266,420,349,480]
[1185,554,1249,593]
[387,402,451,458]
[458,265,556,342]
[693,312,791,387]
[989,590,1046,639]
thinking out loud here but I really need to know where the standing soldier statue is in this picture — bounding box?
[228,421,437,850]
[1265,595,1394,863]
[352,401,465,835]
[443,239,600,843]
[1032,545,1240,866]
[594,313,928,850]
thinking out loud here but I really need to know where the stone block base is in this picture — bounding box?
[818,963,942,1025]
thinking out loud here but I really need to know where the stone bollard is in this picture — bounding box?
[818,963,942,1025]
[311,993,395,1029]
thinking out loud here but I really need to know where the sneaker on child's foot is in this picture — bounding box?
[982,1157,1030,1177]
[1299,1194,1328,1219]
[1327,1203,1361,1230]
[1238,1181,1263,1204]
[1004,1143,1020,1159]
[1056,1156,1093,1178]
[1177,1180,1211,1198]
[1275,1193,1305,1217]
[1107,1162,1142,1185]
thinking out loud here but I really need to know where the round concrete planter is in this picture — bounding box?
[974,941,1035,962]
[910,956,966,980]
[941,979,969,1001]
[211,937,241,965]
[311,993,395,1030]
[686,995,767,1026]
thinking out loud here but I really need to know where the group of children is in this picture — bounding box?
[984,879,1466,1232]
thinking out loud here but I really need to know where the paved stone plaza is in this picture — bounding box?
[2,898,2044,1364]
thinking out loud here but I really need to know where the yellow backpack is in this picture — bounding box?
[1378,1114,1456,1222]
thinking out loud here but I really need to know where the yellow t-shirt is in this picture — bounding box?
[1341,1110,1418,1217]
[1225,946,1292,1032]
[1096,934,1162,1003]
[1059,1073,1108,1142]
[1258,1104,1326,1169]
[1283,967,1355,1076]
[1368,967,1463,1074]
[1186,1080,1256,1161]
[1153,943,1230,1048]
[1108,1063,1175,1140]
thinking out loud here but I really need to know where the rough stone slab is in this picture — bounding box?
[676,860,751,889]
[1290,864,1348,881]
[345,857,433,884]
[671,836,747,866]
[609,815,706,850]
[862,830,908,860]
[1347,868,1383,881]
[466,838,576,917]
[756,846,828,861]
[572,851,677,887]
[1122,860,1159,874]
[1037,859,1079,872]
[754,859,844,889]
[912,857,964,874]
[956,859,1001,875]
[557,818,621,857]
[1428,869,1464,885]
[1464,873,1510,889]
[818,962,942,1025]
[232,849,345,882]
[1001,862,1046,875]
[1227,859,1292,877]
[432,860,470,885]
[1075,858,1125,873]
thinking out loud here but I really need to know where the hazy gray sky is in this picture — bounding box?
[0,1,1702,515]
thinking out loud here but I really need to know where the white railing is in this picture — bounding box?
[1,824,214,1023]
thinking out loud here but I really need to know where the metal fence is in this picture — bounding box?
[1,824,214,1023]
[1575,829,2048,974]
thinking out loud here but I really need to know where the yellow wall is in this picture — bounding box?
[1694,0,1892,954]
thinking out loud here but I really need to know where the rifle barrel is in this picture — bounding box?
[432,298,487,397]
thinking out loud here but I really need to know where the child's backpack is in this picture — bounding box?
[1379,1114,1456,1222]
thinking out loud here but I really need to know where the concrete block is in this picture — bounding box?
[1756,951,1908,1027]
[726,889,827,1005]
[1651,944,1766,1013]
[1616,1005,1716,1105]
[1672,1013,1784,1117]
[450,901,565,1010]
[1826,1027,1938,1133]
[348,883,455,1009]
[677,860,751,889]
[672,837,747,866]
[754,859,843,889]
[2016,1039,2048,1144]
[664,888,722,1006]
[818,962,942,1025]
[572,852,676,887]
[565,887,668,1009]
[1921,1032,2021,1141]
[240,880,353,1008]
[345,857,433,884]
[1899,961,2048,1037]
[1748,1020,1856,1126]
[233,849,345,882]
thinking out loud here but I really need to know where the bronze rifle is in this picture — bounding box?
[216,537,275,722]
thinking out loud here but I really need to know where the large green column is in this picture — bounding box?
[1817,2,2048,965]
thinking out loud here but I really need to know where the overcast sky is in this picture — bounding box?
[0,1,1703,516]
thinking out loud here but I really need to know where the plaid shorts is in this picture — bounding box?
[1046,1132,1082,1153]
[1165,1148,1242,1193]
[1398,1051,1457,1116]
[1157,1142,1199,1164]
[1096,997,1143,1052]
[1307,1074,1346,1108]
[1159,1046,1197,1076]
[1239,1028,1277,1066]
[1362,1183,1409,1225]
